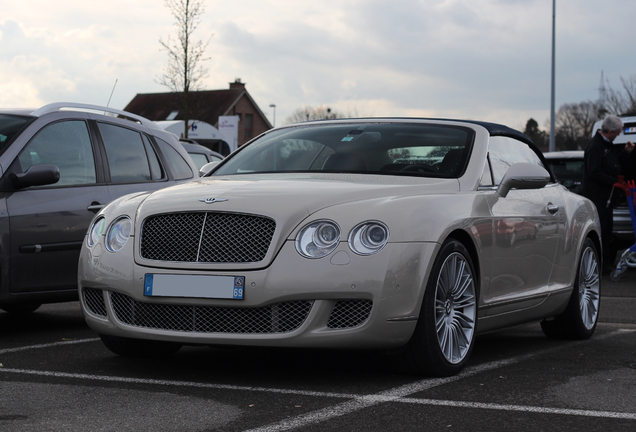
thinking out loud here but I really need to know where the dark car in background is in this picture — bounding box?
[543,151,584,195]
[544,149,634,245]
[179,139,224,171]
[0,103,198,313]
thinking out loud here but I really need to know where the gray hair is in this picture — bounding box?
[601,115,624,133]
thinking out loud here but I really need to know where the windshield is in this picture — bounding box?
[0,114,32,151]
[213,123,475,178]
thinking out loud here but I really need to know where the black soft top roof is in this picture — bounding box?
[457,120,534,146]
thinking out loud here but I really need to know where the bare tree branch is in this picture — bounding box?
[601,74,636,116]
[555,100,605,150]
[157,0,212,138]
[283,105,367,125]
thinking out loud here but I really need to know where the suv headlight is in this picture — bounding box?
[295,220,341,258]
[348,221,389,255]
[105,216,132,252]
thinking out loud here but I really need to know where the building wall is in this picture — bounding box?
[230,95,271,147]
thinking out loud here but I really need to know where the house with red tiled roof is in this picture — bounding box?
[124,79,272,155]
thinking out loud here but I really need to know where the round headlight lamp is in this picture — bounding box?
[105,216,132,252]
[348,221,389,255]
[295,220,341,258]
[87,217,106,247]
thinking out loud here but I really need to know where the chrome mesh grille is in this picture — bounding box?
[110,292,313,334]
[140,212,276,263]
[327,300,373,329]
[83,288,107,317]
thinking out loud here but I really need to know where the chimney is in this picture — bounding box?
[230,78,245,90]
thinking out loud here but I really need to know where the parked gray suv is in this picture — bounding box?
[0,103,198,313]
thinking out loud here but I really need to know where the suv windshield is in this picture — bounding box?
[0,114,32,151]
[213,123,474,178]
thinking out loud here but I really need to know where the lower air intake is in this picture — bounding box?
[110,292,313,334]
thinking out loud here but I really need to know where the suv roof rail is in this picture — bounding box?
[30,103,161,130]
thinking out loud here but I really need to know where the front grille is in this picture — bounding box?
[83,288,107,317]
[110,292,313,334]
[140,212,276,263]
[327,300,373,329]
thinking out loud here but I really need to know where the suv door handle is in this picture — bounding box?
[87,202,105,213]
[547,203,559,214]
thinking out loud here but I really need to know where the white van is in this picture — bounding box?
[591,115,636,145]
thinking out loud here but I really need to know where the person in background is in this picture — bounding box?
[583,115,634,274]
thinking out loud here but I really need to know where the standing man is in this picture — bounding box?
[583,115,634,273]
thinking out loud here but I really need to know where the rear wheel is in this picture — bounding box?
[99,334,182,358]
[400,239,478,376]
[541,238,600,339]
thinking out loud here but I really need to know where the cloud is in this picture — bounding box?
[1,0,635,131]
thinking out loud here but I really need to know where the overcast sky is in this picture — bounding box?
[1,0,634,131]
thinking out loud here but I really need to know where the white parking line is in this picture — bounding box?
[0,338,99,355]
[244,329,635,431]
[0,368,359,399]
[1,328,634,430]
[401,398,636,420]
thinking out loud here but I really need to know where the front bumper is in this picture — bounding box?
[78,240,439,349]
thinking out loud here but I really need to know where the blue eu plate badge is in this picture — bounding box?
[144,274,245,299]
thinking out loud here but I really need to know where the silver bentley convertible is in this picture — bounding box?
[79,119,601,376]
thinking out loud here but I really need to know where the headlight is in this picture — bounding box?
[295,220,341,258]
[105,216,132,252]
[348,221,389,255]
[87,217,106,247]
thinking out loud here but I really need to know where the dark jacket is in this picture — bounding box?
[583,131,622,202]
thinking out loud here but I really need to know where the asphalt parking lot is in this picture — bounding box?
[1,266,635,431]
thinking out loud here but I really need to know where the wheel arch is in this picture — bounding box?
[586,229,602,267]
[445,228,481,286]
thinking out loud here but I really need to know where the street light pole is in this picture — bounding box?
[549,0,556,152]
[269,104,276,127]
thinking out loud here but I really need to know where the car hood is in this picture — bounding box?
[137,173,460,220]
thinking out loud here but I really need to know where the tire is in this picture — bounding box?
[1,303,42,314]
[99,334,182,358]
[541,238,600,340]
[400,239,478,376]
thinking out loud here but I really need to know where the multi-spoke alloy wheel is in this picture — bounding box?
[578,245,600,330]
[435,252,477,364]
[541,238,600,340]
[400,239,478,376]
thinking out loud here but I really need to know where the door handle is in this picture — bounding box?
[547,203,559,214]
[87,202,105,213]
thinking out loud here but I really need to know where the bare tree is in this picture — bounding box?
[284,106,340,124]
[283,105,367,125]
[601,74,636,116]
[555,100,605,150]
[158,0,211,138]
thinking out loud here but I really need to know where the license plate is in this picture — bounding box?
[625,127,636,134]
[144,274,244,299]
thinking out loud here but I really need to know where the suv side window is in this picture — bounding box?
[18,120,96,187]
[488,136,544,186]
[98,123,162,183]
[155,137,194,180]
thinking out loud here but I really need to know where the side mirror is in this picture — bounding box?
[199,161,220,176]
[10,165,61,189]
[497,163,550,198]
